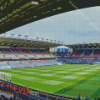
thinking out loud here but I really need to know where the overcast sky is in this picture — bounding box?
[1,6,100,45]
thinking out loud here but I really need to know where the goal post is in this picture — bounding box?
[0,72,11,82]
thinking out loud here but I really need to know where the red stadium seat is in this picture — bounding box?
[19,88,24,93]
[1,83,4,87]
[23,90,28,94]
[5,85,9,88]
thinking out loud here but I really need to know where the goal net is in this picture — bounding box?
[0,72,11,82]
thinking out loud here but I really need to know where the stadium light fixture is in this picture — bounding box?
[11,33,15,38]
[4,33,6,39]
[47,11,51,13]
[61,42,63,45]
[42,12,46,14]
[37,37,39,40]
[52,9,57,11]
[58,41,60,44]
[31,1,39,5]
[50,39,53,42]
[40,0,46,1]
[46,39,48,41]
[25,35,28,42]
[36,37,39,44]
[57,7,62,10]
[31,39,33,43]
[41,38,44,41]
[18,35,22,39]
[46,39,49,42]
[33,16,37,18]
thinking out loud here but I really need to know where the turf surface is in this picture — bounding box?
[0,64,100,99]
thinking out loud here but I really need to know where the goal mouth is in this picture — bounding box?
[0,72,11,82]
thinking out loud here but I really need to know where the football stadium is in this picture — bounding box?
[0,0,100,100]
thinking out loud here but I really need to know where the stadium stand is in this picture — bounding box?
[21,49,36,59]
[12,49,26,59]
[0,60,59,70]
[0,48,55,60]
[31,50,44,59]
[43,51,55,58]
[57,53,71,61]
[92,50,100,58]
[2,49,17,59]
[61,49,100,64]
[65,59,100,64]
[71,50,84,59]
[9,62,25,69]
[21,61,35,68]
[70,49,100,59]
[0,63,11,69]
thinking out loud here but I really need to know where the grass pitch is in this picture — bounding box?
[0,64,100,99]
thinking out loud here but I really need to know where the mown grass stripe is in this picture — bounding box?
[90,87,100,98]
[54,79,88,94]
[54,73,99,95]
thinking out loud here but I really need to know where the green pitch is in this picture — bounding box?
[0,64,100,99]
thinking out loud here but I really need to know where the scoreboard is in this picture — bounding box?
[57,48,68,53]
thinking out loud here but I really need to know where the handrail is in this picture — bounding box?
[15,92,39,100]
